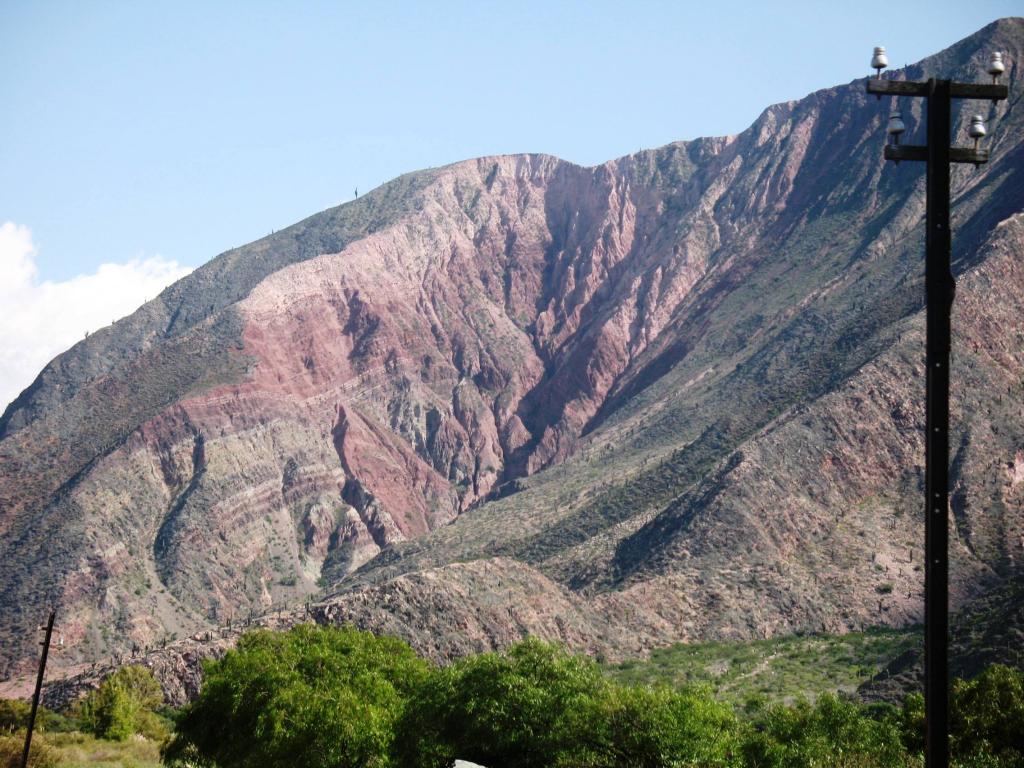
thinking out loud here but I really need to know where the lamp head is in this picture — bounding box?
[987,52,1005,82]
[968,115,987,140]
[887,110,906,145]
[872,46,889,77]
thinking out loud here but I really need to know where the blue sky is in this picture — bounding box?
[0,0,1019,407]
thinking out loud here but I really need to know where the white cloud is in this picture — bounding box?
[0,222,193,412]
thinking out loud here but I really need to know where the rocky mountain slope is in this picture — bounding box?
[860,577,1024,703]
[2,19,1023,684]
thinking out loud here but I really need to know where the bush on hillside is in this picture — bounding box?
[896,664,1024,764]
[897,691,926,755]
[147,622,1024,768]
[0,699,74,737]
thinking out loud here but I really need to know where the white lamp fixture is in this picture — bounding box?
[968,115,987,149]
[887,110,906,145]
[872,46,889,78]
[987,52,1005,84]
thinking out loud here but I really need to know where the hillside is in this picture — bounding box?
[1,18,1022,684]
[860,577,1024,703]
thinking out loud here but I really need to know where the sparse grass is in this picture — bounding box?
[44,731,162,768]
[605,627,921,706]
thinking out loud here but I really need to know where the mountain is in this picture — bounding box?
[859,578,1024,703]
[2,18,1023,685]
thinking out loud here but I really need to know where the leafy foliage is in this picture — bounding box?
[396,638,742,768]
[141,626,1024,768]
[396,638,606,768]
[161,625,429,768]
[0,733,59,768]
[77,666,165,742]
[0,699,75,739]
[607,628,920,705]
[897,692,926,755]
[950,664,1024,763]
[741,693,911,768]
[896,665,1024,766]
[0,699,31,735]
[573,682,743,768]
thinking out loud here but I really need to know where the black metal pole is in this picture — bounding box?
[924,78,952,768]
[868,70,1005,768]
[20,610,55,768]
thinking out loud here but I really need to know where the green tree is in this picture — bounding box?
[0,699,72,737]
[395,638,607,768]
[0,699,31,734]
[896,692,925,755]
[162,625,429,768]
[740,693,911,768]
[897,665,1024,765]
[78,665,164,741]
[950,664,1024,763]
[396,638,741,768]
[574,682,742,767]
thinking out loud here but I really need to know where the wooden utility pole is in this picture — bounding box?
[21,610,56,768]
[866,51,1007,768]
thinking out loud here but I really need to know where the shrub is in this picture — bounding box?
[395,638,742,768]
[0,699,74,737]
[0,700,31,735]
[77,665,164,741]
[0,733,59,768]
[395,638,604,768]
[740,693,911,767]
[37,708,77,734]
[898,665,1024,764]
[950,664,1024,763]
[896,691,925,755]
[575,682,742,767]
[162,625,429,768]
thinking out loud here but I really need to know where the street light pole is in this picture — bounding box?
[21,610,56,768]
[866,55,1007,768]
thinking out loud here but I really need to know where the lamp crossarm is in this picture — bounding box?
[883,145,990,164]
[866,79,1008,100]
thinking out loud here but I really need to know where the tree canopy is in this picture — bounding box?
[155,624,1024,768]
[162,625,429,768]
[77,665,164,742]
[395,637,743,768]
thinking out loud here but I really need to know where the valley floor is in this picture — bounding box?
[606,627,922,706]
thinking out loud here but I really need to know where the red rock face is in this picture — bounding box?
[1,18,1023,681]
[111,151,733,626]
[0,149,723,676]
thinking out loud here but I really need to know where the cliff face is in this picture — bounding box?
[2,19,1023,683]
